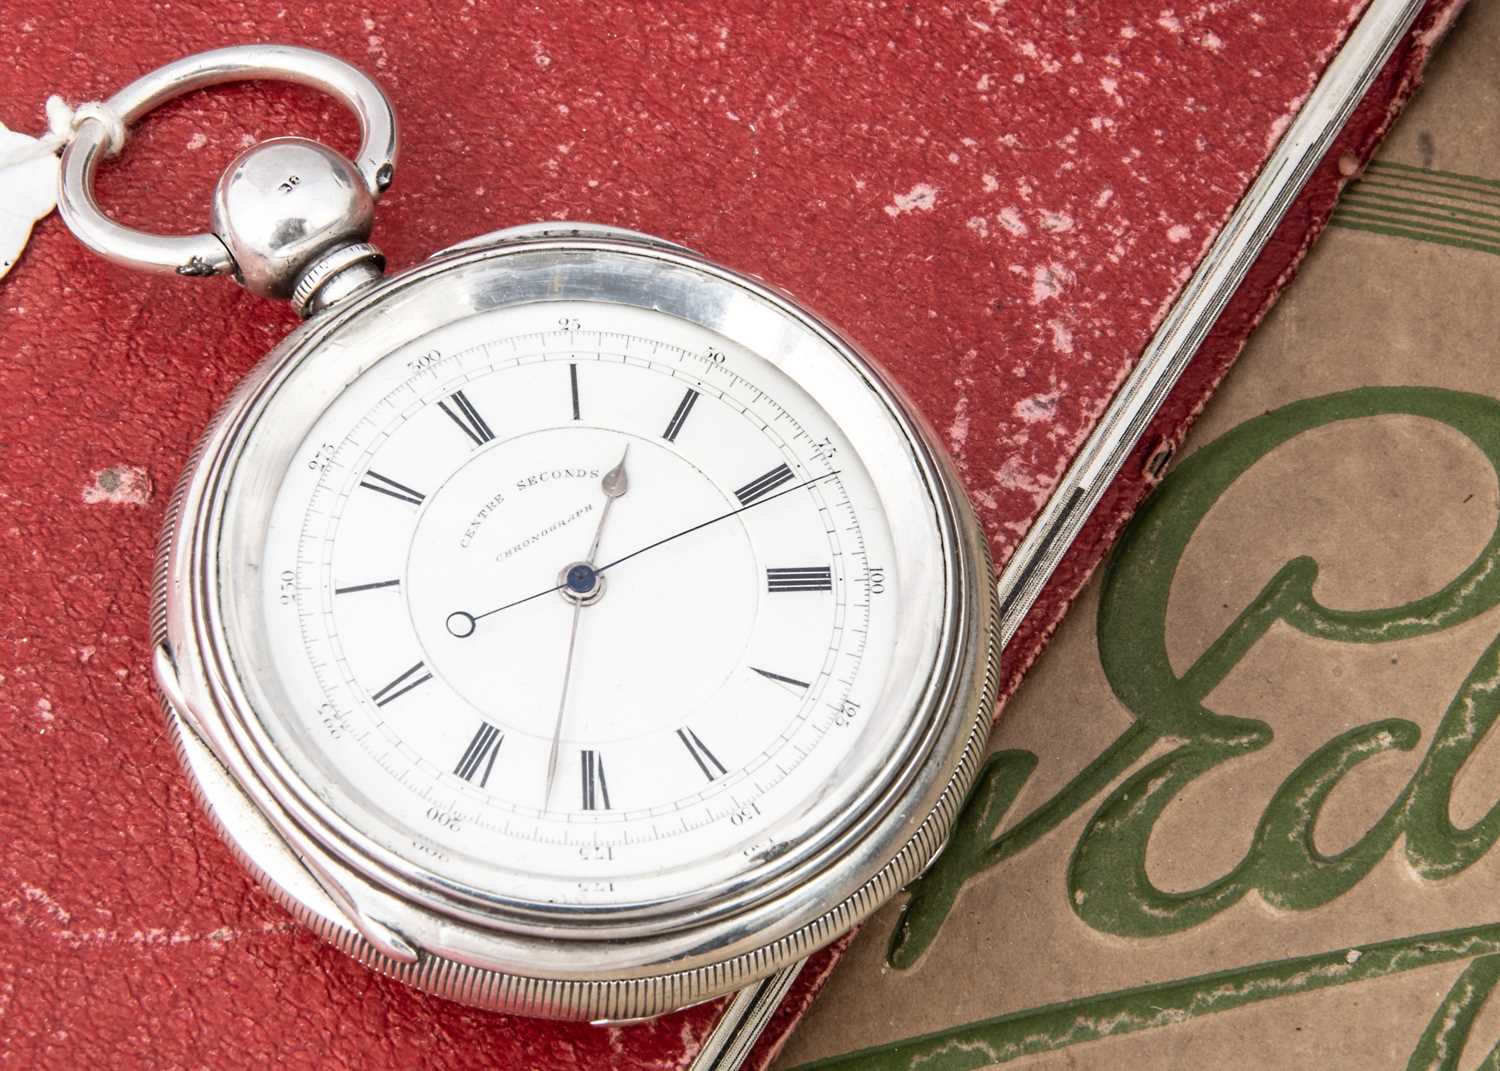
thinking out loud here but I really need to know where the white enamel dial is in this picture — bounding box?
[256,298,919,908]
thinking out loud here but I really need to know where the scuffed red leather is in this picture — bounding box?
[0,2,1461,1068]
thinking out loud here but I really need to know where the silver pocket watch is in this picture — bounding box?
[55,45,1000,1050]
[50,5,1396,1058]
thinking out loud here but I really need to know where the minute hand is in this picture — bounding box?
[595,470,841,576]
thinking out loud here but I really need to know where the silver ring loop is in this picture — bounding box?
[57,45,398,279]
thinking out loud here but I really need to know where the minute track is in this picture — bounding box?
[282,302,885,902]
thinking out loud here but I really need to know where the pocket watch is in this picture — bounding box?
[50,0,1395,1052]
[55,45,1000,1036]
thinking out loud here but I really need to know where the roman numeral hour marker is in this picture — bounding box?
[369,661,433,707]
[359,470,425,507]
[735,463,795,506]
[454,722,503,787]
[438,389,495,446]
[751,666,811,690]
[662,387,699,442]
[334,578,400,596]
[676,727,728,782]
[581,749,611,810]
[766,566,833,593]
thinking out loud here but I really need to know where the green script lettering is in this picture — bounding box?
[890,387,1500,964]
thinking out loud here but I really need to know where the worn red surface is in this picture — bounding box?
[0,2,1462,1069]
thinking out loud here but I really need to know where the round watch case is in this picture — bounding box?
[152,226,1000,1021]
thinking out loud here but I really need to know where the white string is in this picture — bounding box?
[41,95,127,157]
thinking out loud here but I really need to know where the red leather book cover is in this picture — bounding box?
[0,2,1464,1068]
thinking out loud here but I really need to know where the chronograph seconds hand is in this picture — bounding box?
[542,447,631,809]
[446,467,843,636]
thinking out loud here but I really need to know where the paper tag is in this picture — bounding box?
[0,123,61,282]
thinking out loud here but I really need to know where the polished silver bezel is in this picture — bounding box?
[153,228,998,1019]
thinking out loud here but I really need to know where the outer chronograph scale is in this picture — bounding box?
[306,319,866,839]
[156,224,999,1027]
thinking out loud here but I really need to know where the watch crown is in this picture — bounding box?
[289,241,385,318]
